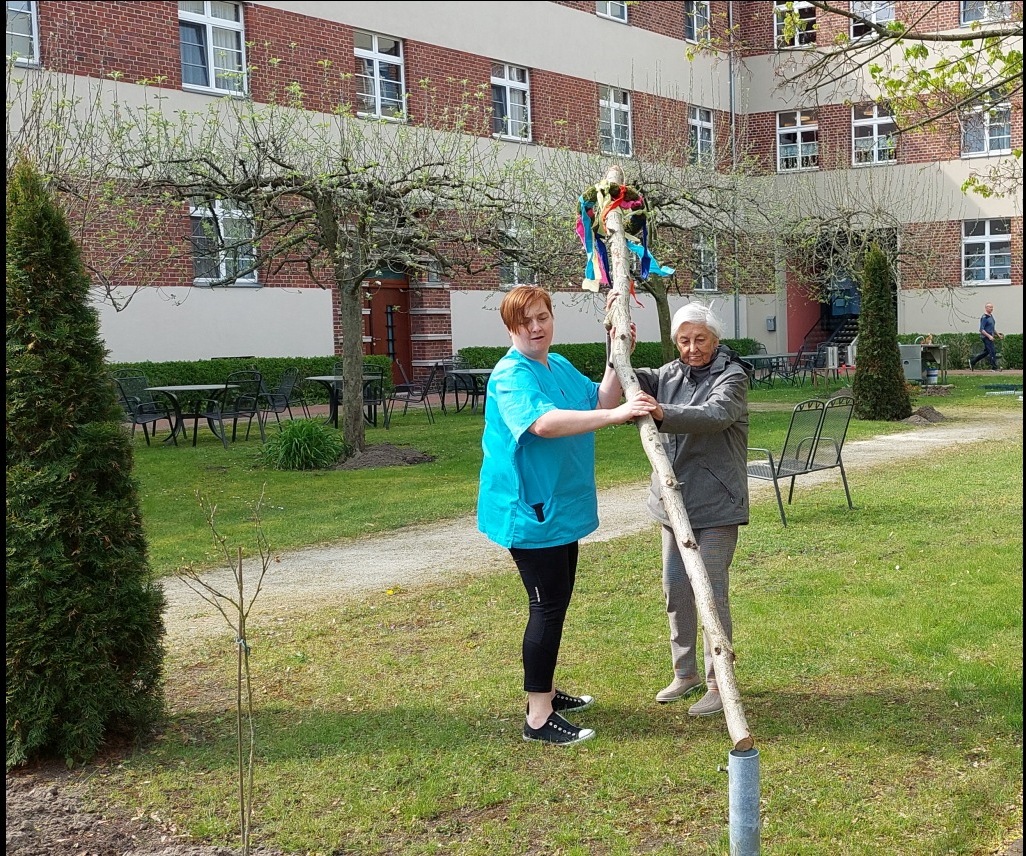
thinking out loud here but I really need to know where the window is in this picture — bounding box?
[963,219,1011,283]
[853,103,896,165]
[961,92,1012,156]
[499,222,536,287]
[596,1,627,22]
[498,256,536,287]
[423,259,443,283]
[692,232,718,292]
[774,1,816,47]
[178,1,246,94]
[960,1,1012,25]
[684,1,711,42]
[491,63,531,141]
[777,110,819,171]
[850,1,895,38]
[688,105,715,167]
[6,0,37,65]
[190,201,257,284]
[599,86,632,157]
[354,30,405,120]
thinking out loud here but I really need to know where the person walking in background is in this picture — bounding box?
[632,302,750,718]
[477,285,656,746]
[969,303,1001,371]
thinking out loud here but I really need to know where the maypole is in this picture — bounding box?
[583,164,754,753]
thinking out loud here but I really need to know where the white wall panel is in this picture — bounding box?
[94,287,334,363]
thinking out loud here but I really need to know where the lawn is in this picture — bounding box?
[86,376,1023,855]
[131,373,1021,578]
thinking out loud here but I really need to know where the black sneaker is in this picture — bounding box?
[552,689,595,713]
[523,712,595,746]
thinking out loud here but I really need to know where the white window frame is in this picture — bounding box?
[599,85,632,157]
[354,30,406,121]
[774,1,817,47]
[491,62,531,141]
[850,1,895,38]
[852,103,897,165]
[595,1,628,23]
[6,0,38,66]
[189,200,258,285]
[960,1,1012,25]
[423,260,443,283]
[961,94,1012,156]
[777,110,819,171]
[684,1,712,42]
[962,219,1011,284]
[178,1,247,95]
[692,232,718,292]
[498,222,537,288]
[688,105,715,167]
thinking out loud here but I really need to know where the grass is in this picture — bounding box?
[84,375,1022,855]
[131,373,1021,577]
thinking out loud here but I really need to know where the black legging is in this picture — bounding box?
[509,542,579,693]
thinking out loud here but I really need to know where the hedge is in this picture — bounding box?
[106,333,1020,397]
[897,333,1022,370]
[459,338,763,381]
[105,355,394,404]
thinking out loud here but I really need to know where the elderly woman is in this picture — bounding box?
[634,302,750,717]
[477,285,656,746]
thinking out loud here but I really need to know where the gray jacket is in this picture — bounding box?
[635,346,750,530]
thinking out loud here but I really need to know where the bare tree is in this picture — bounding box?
[11,51,534,452]
[6,60,188,311]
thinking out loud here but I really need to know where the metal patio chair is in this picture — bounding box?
[111,371,177,446]
[747,395,854,526]
[383,361,440,429]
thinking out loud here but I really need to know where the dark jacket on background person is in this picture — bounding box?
[635,345,750,531]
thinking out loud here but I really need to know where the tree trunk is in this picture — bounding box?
[600,165,754,752]
[338,277,367,452]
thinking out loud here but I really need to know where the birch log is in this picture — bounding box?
[599,165,754,752]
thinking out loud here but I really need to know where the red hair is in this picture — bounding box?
[499,285,553,331]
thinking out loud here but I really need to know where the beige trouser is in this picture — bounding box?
[661,524,737,690]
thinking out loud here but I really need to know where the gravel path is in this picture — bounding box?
[161,403,1023,644]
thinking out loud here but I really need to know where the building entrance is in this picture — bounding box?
[364,278,412,384]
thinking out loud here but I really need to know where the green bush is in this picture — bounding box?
[897,333,1023,370]
[6,160,165,768]
[261,419,351,470]
[105,355,393,405]
[853,245,912,421]
[459,338,759,380]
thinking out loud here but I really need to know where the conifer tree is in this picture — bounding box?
[5,159,166,768]
[852,243,913,421]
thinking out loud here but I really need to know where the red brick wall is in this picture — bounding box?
[38,1,180,80]
[244,9,355,114]
[25,0,1021,356]
[901,221,964,289]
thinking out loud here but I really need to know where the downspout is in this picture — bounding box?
[728,0,741,339]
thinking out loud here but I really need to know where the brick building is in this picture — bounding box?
[6,1,1022,372]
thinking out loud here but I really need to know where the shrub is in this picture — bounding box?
[261,419,351,470]
[852,244,913,421]
[6,160,165,768]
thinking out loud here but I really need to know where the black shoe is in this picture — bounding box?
[523,712,595,746]
[553,689,594,713]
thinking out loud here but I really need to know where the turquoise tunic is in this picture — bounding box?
[477,348,600,549]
